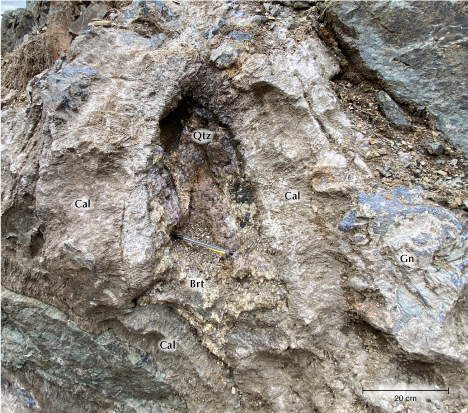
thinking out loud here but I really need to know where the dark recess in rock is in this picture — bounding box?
[231,179,256,205]
[29,228,45,258]
[159,100,190,153]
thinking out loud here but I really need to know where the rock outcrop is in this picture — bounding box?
[327,1,468,157]
[2,1,467,412]
[2,288,185,412]
[1,1,50,56]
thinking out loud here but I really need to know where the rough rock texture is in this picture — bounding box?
[375,91,411,128]
[1,1,50,56]
[2,1,468,412]
[210,42,240,69]
[340,187,467,358]
[44,1,75,61]
[328,1,468,157]
[2,288,184,412]
[69,2,109,36]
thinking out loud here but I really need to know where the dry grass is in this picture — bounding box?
[1,33,53,91]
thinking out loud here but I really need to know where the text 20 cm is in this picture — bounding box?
[395,395,417,401]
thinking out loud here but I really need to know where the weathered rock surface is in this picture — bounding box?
[426,141,445,157]
[2,1,467,412]
[210,42,240,69]
[69,2,109,36]
[1,1,50,56]
[328,1,468,157]
[376,90,411,128]
[279,1,313,10]
[340,187,467,359]
[44,1,75,61]
[2,288,184,412]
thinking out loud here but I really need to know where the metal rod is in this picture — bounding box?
[171,234,234,256]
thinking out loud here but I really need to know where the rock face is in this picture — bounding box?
[2,1,467,412]
[328,1,468,157]
[69,2,109,36]
[340,187,467,358]
[1,1,50,56]
[2,288,184,412]
[44,1,75,61]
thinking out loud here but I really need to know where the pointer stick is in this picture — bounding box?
[171,234,234,256]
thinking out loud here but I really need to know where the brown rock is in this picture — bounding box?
[2,2,468,412]
[45,1,75,61]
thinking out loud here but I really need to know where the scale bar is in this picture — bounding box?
[362,388,449,394]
